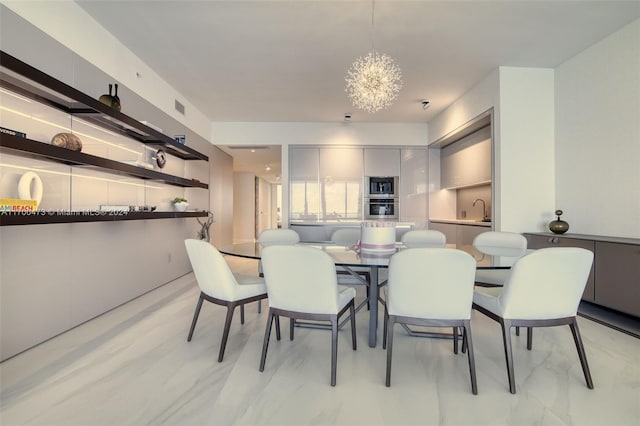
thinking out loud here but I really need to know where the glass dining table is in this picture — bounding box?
[218,242,526,348]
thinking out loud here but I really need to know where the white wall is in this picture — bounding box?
[233,172,256,243]
[0,219,193,360]
[498,67,555,232]
[427,67,556,234]
[213,122,428,226]
[555,19,640,238]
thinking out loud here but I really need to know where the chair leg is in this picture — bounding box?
[453,326,459,354]
[290,318,295,341]
[461,327,467,354]
[366,285,370,310]
[463,320,478,395]
[259,311,275,372]
[274,315,281,341]
[330,317,338,387]
[240,304,245,324]
[382,304,389,349]
[569,319,594,389]
[258,300,262,313]
[515,326,520,336]
[218,303,237,362]
[500,319,517,394]
[350,301,357,350]
[385,316,396,387]
[527,327,533,350]
[187,293,205,342]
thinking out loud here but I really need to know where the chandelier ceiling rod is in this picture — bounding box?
[344,0,403,114]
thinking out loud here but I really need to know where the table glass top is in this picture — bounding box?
[218,242,527,269]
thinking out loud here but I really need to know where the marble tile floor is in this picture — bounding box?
[1,256,639,426]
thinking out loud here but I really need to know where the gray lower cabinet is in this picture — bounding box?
[525,233,640,317]
[594,242,640,317]
[428,222,489,246]
[428,222,457,244]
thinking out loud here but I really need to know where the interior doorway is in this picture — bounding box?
[222,144,282,243]
[255,178,281,237]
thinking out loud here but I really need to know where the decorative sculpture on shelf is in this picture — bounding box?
[197,211,215,242]
[51,132,82,151]
[549,209,569,234]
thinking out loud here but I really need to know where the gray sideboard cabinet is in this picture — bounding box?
[524,233,640,317]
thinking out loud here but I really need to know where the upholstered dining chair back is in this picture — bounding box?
[258,228,300,246]
[387,248,476,319]
[472,231,527,256]
[401,230,446,248]
[497,247,593,319]
[185,239,244,301]
[384,247,478,393]
[330,228,361,246]
[261,245,343,314]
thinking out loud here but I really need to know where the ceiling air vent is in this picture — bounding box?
[174,99,185,115]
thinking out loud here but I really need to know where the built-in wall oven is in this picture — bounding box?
[365,198,399,220]
[365,176,399,220]
[366,176,398,198]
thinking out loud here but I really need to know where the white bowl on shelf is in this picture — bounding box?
[173,202,189,212]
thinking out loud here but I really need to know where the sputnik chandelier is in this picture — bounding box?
[345,0,402,113]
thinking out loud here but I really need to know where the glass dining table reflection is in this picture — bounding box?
[218,242,526,348]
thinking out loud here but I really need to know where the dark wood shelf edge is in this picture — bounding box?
[1,50,208,161]
[0,210,208,226]
[0,134,208,189]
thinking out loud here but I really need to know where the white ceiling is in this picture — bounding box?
[75,0,640,182]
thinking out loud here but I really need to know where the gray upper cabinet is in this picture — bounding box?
[290,147,319,180]
[399,148,428,224]
[320,147,363,180]
[364,148,400,176]
[440,126,491,189]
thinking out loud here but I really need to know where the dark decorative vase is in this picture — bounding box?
[98,83,122,111]
[98,83,114,107]
[111,83,121,111]
[549,209,569,234]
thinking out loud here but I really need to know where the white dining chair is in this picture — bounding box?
[379,229,447,322]
[330,228,371,311]
[472,231,528,287]
[401,229,447,248]
[259,244,357,386]
[258,228,300,246]
[256,228,300,312]
[472,231,528,336]
[383,248,478,394]
[472,247,595,394]
[184,239,268,362]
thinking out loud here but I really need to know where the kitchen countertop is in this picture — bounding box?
[429,219,492,227]
[524,232,640,246]
[290,221,415,228]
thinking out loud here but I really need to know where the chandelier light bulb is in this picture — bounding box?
[345,51,403,113]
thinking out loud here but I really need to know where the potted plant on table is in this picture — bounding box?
[172,197,189,212]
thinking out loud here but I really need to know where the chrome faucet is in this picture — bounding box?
[473,198,488,220]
